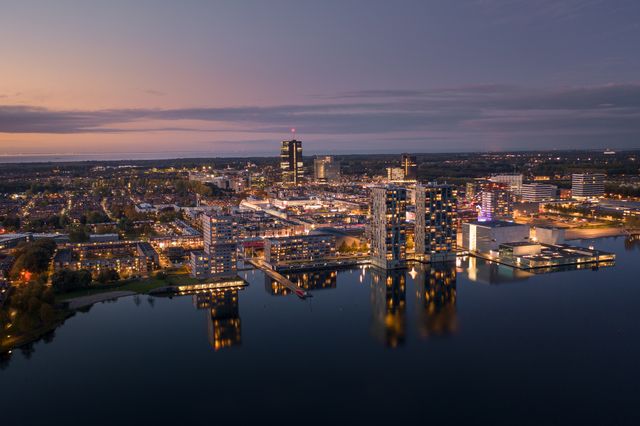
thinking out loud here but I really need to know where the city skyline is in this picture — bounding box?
[2,0,640,157]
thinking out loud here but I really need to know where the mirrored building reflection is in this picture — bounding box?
[457,255,534,285]
[193,288,243,351]
[370,269,406,348]
[264,269,337,296]
[624,234,640,251]
[414,264,457,338]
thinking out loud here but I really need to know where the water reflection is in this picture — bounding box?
[370,269,406,348]
[624,234,640,251]
[264,269,338,296]
[458,256,533,285]
[415,264,457,338]
[192,289,243,351]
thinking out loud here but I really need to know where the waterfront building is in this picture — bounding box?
[401,153,418,180]
[489,173,523,196]
[264,234,336,267]
[370,186,407,269]
[415,184,457,262]
[521,183,557,202]
[572,173,605,199]
[461,220,530,254]
[280,139,304,185]
[313,156,340,183]
[191,214,238,278]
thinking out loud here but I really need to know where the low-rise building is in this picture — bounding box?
[461,220,530,254]
[264,234,336,267]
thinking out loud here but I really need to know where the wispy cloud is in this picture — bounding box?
[2,83,640,149]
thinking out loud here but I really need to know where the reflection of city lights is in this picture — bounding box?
[409,268,417,280]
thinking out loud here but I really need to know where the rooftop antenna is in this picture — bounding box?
[291,127,296,140]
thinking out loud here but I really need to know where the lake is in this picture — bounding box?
[1,236,639,425]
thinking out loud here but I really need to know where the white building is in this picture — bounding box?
[461,220,530,254]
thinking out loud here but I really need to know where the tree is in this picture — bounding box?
[10,239,57,279]
[68,226,90,243]
[96,269,120,284]
[51,269,92,293]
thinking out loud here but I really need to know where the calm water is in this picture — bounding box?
[1,237,639,425]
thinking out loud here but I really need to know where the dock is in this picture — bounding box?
[246,258,311,299]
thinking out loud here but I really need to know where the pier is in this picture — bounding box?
[246,258,311,299]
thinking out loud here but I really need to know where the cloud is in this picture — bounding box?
[1,83,640,149]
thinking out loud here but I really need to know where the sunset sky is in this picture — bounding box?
[1,0,639,156]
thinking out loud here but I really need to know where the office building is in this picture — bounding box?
[313,156,340,183]
[490,174,523,196]
[415,184,457,262]
[401,153,417,180]
[370,186,407,269]
[280,139,304,185]
[521,183,557,202]
[572,173,605,199]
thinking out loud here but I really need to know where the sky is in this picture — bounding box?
[1,0,639,157]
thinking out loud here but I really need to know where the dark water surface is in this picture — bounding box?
[1,237,639,425]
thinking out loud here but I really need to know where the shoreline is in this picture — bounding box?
[565,227,633,240]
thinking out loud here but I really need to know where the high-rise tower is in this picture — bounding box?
[415,184,457,262]
[370,186,407,269]
[280,139,304,185]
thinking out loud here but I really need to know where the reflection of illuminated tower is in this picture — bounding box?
[264,269,337,296]
[193,289,242,351]
[370,186,407,269]
[370,269,406,348]
[415,264,457,338]
[281,139,304,185]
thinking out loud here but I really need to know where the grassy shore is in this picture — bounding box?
[55,270,204,302]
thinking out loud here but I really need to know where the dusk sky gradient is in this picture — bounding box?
[1,0,639,156]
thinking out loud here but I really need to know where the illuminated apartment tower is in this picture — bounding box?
[480,189,512,221]
[189,213,237,278]
[571,173,605,199]
[370,186,407,269]
[280,139,304,185]
[401,153,418,180]
[313,155,340,183]
[415,184,457,262]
